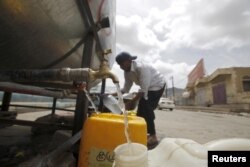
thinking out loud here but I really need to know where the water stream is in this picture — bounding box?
[84,84,131,145]
[83,88,97,113]
[115,83,131,144]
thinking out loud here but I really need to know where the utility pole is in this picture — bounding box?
[171,76,175,102]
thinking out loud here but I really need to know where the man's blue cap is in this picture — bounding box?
[115,52,137,64]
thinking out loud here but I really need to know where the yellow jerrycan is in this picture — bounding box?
[78,113,147,167]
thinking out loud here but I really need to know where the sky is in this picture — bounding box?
[109,0,250,90]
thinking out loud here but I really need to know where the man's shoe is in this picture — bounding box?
[147,135,159,149]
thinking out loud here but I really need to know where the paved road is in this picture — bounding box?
[154,109,250,144]
[2,109,250,146]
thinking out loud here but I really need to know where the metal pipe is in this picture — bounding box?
[1,92,12,111]
[73,33,94,135]
[52,98,57,115]
[38,131,82,167]
[0,68,89,82]
[0,67,119,83]
[76,0,105,61]
[7,104,75,112]
[99,79,106,111]
[0,82,75,99]
[0,118,73,130]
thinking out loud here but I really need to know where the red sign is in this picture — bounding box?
[187,58,205,85]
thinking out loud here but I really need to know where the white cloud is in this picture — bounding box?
[151,60,194,88]
[115,0,250,89]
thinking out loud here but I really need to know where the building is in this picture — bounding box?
[185,67,250,112]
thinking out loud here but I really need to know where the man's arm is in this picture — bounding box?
[125,92,144,110]
[132,92,144,102]
[110,90,125,97]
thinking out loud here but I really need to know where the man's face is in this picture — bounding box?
[119,60,131,72]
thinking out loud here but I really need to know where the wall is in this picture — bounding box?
[191,67,250,111]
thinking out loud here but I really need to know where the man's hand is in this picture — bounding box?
[125,92,144,110]
[125,100,136,110]
[110,92,118,97]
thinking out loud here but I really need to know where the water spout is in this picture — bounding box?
[89,60,119,83]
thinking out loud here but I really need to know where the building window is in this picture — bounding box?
[242,75,250,92]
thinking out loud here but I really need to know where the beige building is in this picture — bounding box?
[185,67,250,112]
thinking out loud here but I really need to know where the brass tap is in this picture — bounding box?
[89,60,119,83]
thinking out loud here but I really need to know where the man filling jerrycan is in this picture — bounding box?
[77,52,250,167]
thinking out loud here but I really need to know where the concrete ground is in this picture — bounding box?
[0,108,250,166]
[0,110,74,167]
[154,108,250,144]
